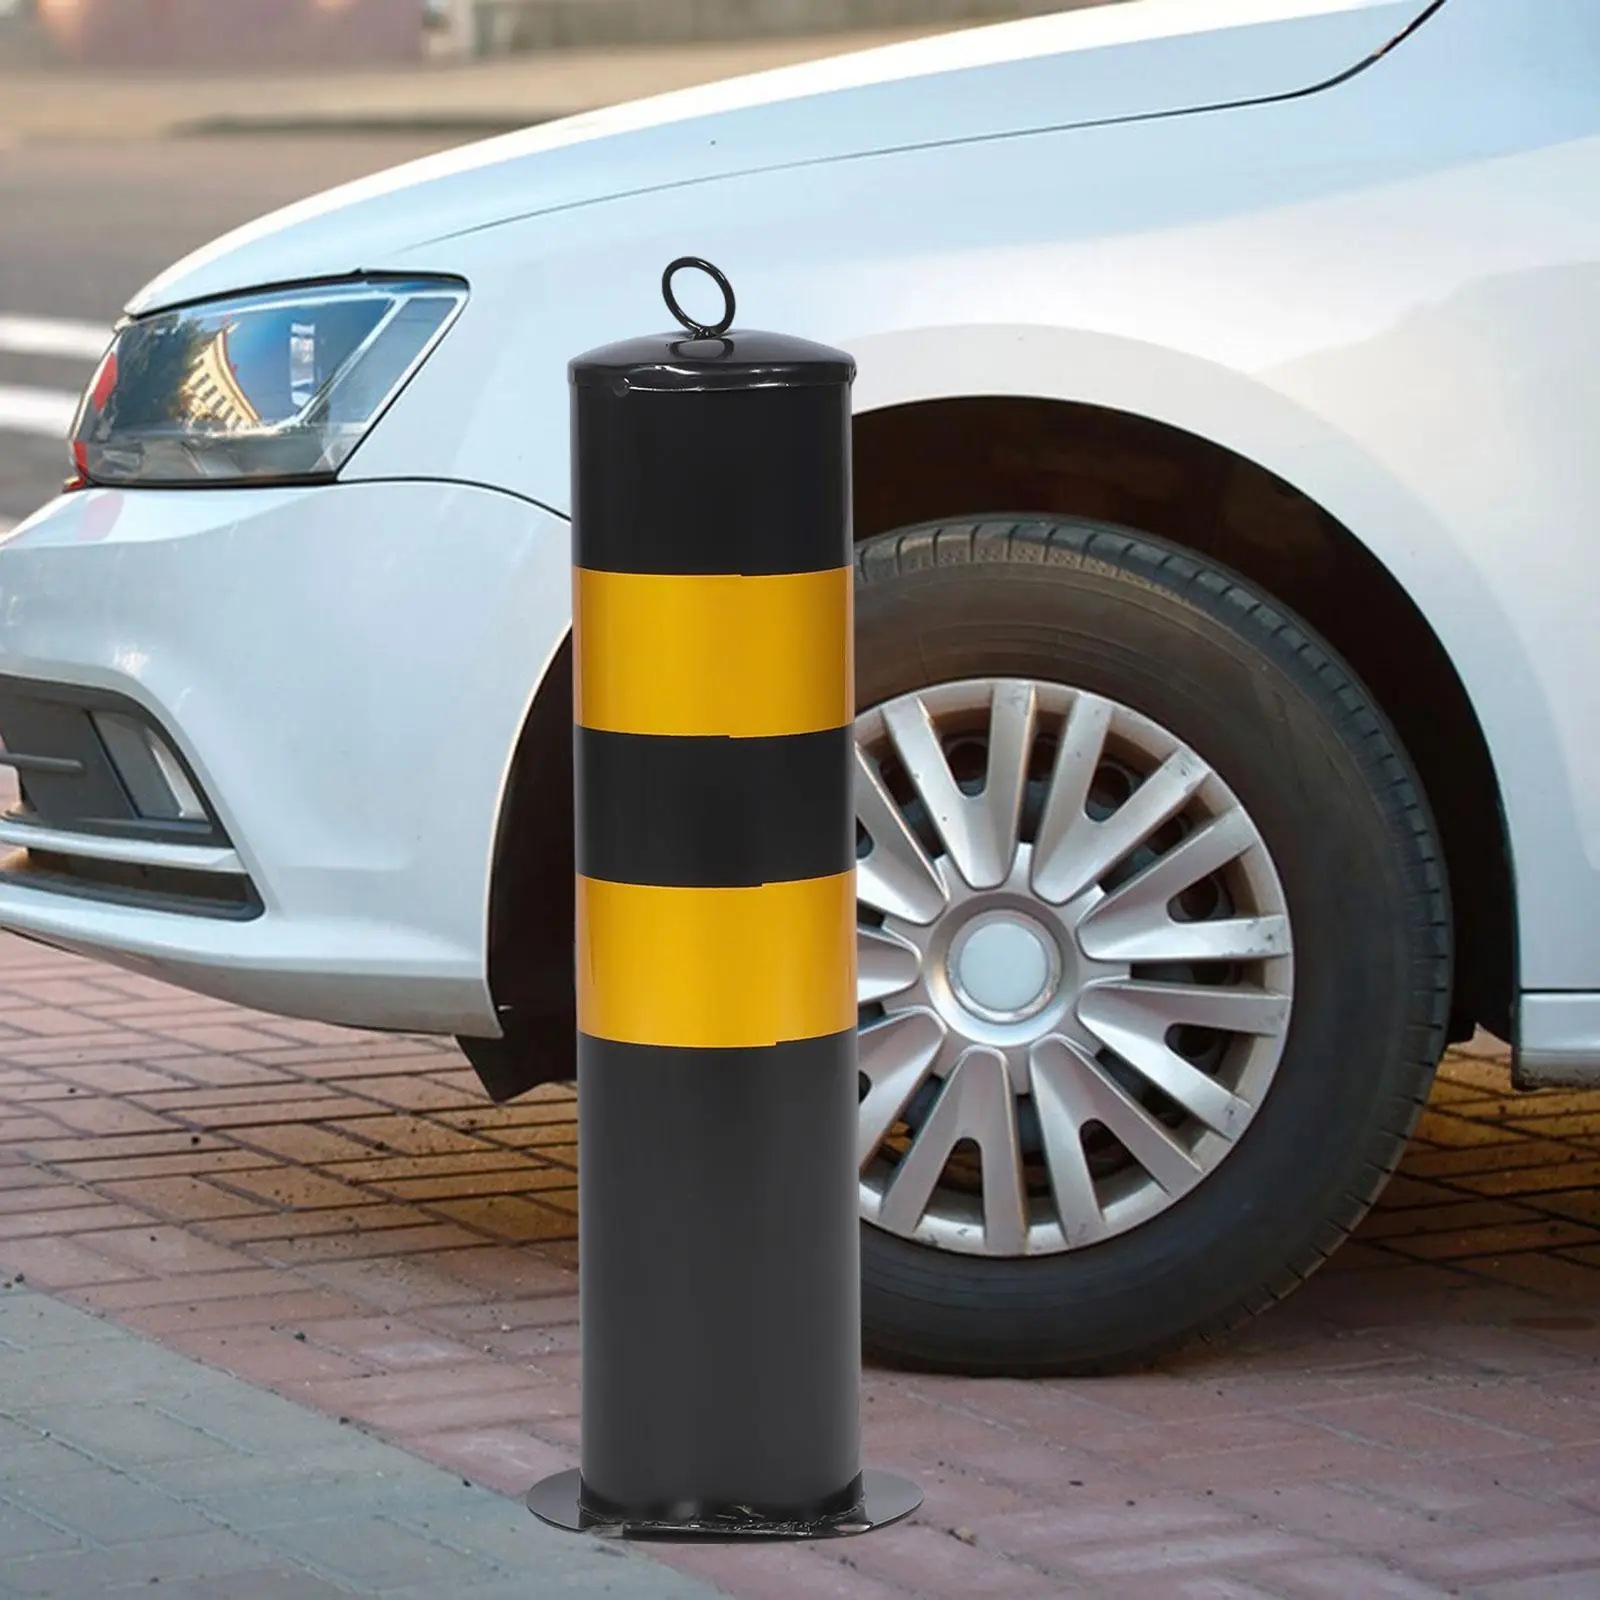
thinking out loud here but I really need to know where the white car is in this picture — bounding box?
[1,0,1596,1374]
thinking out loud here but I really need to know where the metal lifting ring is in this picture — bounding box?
[662,257,737,339]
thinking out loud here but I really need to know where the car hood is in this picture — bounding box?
[129,0,1440,315]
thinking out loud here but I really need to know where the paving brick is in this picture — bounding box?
[1067,1526,1332,1579]
[233,1122,396,1164]
[0,1006,123,1039]
[326,1117,500,1158]
[147,1437,414,1498]
[242,1016,372,1048]
[397,1566,718,1600]
[385,1489,630,1575]
[1153,1432,1410,1493]
[0,1529,275,1595]
[1400,1140,1588,1181]
[371,1166,575,1202]
[11,1040,207,1069]
[1407,1384,1600,1447]
[1299,1394,1554,1460]
[1523,1189,1600,1228]
[332,1075,480,1112]
[74,1223,255,1275]
[97,1173,277,1222]
[6,1468,220,1544]
[0,1503,81,1559]
[200,1204,432,1245]
[1407,1110,1541,1149]
[421,1248,576,1297]
[265,1222,486,1260]
[288,1317,482,1369]
[242,1041,450,1070]
[4,1339,289,1412]
[216,1168,386,1211]
[27,1097,176,1136]
[7,977,135,1008]
[1144,1579,1287,1600]
[0,1185,103,1216]
[1460,1253,1600,1298]
[0,1289,124,1343]
[118,1289,364,1337]
[1361,1197,1544,1240]
[155,1022,305,1053]
[1224,1480,1460,1553]
[0,1203,156,1240]
[1478,1569,1600,1600]
[430,1196,577,1242]
[349,1383,577,1437]
[1387,1219,1600,1260]
[1262,1556,1459,1598]
[22,1130,244,1164]
[0,1436,106,1486]
[1451,1157,1600,1199]
[300,1363,544,1413]
[1,1078,81,1102]
[100,1567,356,1599]
[72,1266,296,1313]
[51,1148,275,1183]
[1382,1322,1592,1378]
[114,1052,288,1085]
[15,1400,245,1467]
[655,1541,917,1600]
[970,1494,1240,1561]
[390,1426,573,1495]
[820,1520,1066,1598]
[263,1514,507,1590]
[48,1062,191,1095]
[1404,1526,1600,1582]
[323,1151,536,1186]
[1501,1111,1600,1141]
[196,1474,474,1536]
[164,1328,374,1386]
[1351,1463,1582,1536]
[422,1295,581,1335]
[176,1098,381,1131]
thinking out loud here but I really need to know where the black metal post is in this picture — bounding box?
[527,261,921,1539]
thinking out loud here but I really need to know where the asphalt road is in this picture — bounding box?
[0,133,454,525]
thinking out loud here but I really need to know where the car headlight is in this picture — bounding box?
[70,276,467,486]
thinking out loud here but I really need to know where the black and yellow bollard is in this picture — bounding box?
[527,261,922,1539]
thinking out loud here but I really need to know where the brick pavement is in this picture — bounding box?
[0,1288,722,1598]
[1,922,1599,1596]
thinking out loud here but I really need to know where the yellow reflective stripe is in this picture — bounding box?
[577,872,856,1048]
[573,566,852,738]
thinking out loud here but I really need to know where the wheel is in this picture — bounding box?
[852,517,1450,1375]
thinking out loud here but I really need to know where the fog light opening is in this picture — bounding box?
[91,711,208,823]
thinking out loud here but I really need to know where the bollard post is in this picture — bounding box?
[527,261,922,1540]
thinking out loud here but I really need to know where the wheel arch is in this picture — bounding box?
[469,391,1513,1099]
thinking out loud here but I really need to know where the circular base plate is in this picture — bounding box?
[527,1468,923,1541]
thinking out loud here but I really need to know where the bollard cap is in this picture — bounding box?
[571,257,854,392]
[571,330,855,393]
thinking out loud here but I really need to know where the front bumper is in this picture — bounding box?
[0,480,571,1035]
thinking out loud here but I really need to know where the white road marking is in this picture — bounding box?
[0,315,111,362]
[0,384,78,439]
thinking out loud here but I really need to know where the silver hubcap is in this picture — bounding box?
[855,679,1294,1258]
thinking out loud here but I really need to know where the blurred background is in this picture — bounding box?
[0,0,1116,526]
[2,0,1101,68]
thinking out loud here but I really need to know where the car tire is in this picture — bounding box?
[853,516,1450,1376]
